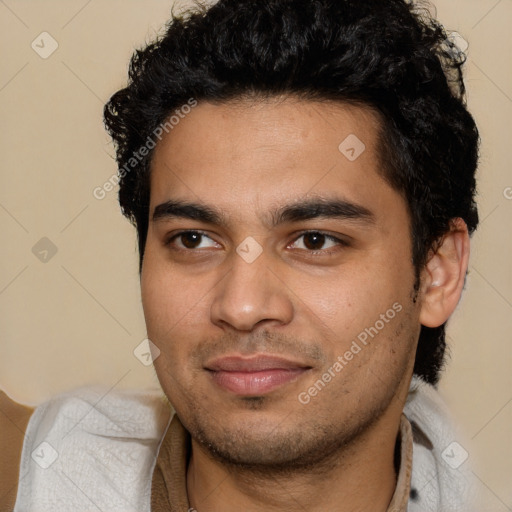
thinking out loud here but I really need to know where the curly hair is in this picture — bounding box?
[104,0,479,385]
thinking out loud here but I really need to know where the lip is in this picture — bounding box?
[205,355,311,396]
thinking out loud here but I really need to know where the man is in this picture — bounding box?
[1,0,479,510]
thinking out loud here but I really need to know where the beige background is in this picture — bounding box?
[1,0,510,508]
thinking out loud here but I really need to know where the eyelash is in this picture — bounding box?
[164,230,348,255]
[291,230,349,255]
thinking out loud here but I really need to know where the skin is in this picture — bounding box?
[141,96,470,511]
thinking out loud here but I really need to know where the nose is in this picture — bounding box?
[210,252,294,332]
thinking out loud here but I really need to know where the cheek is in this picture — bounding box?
[141,256,199,395]
[300,261,408,323]
[140,248,214,372]
[141,247,200,329]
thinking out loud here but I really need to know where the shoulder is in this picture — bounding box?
[0,390,34,510]
[11,386,172,511]
[405,377,477,511]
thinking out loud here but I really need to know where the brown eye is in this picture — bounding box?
[302,232,326,250]
[180,232,202,248]
[166,230,219,250]
[289,231,345,253]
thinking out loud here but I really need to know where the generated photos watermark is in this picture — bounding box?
[93,98,198,200]
[298,302,403,404]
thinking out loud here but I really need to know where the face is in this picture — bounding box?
[141,97,422,469]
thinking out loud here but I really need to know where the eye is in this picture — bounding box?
[166,230,219,250]
[289,231,345,252]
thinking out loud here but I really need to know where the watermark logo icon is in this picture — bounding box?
[32,237,58,263]
[134,338,161,366]
[338,134,366,161]
[31,441,58,469]
[236,236,263,263]
[31,32,59,59]
[441,441,469,469]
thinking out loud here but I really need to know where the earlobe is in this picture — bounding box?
[419,218,470,328]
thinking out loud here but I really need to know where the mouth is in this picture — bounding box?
[205,355,312,396]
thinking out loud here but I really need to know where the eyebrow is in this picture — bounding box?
[152,197,375,227]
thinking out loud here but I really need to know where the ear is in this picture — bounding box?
[419,218,470,328]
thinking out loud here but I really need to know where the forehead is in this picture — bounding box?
[149,97,398,223]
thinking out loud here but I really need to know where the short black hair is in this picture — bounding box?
[104,0,479,385]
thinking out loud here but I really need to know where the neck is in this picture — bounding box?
[186,411,402,512]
